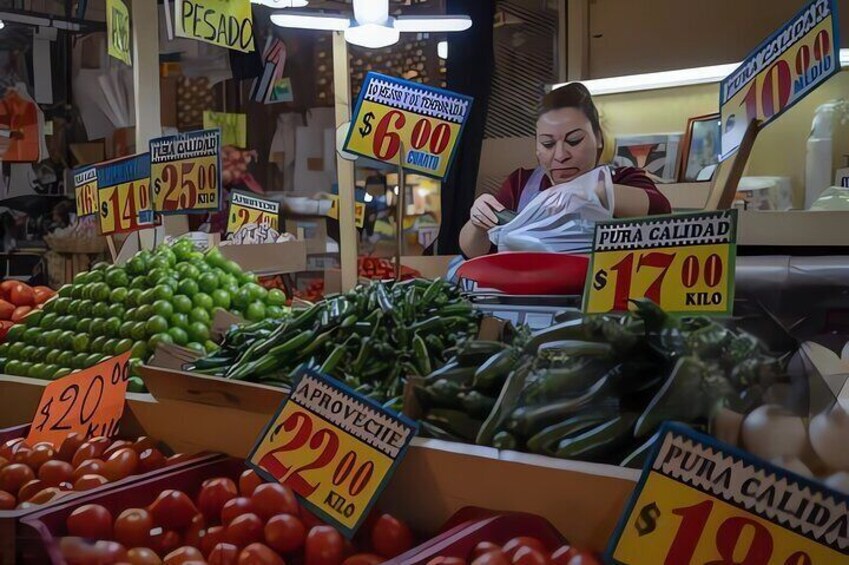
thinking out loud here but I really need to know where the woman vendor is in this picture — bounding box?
[459,83,671,258]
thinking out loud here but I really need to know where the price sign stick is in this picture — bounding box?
[106,235,119,263]
[706,119,760,210]
[395,142,407,282]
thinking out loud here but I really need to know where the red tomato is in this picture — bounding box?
[24,443,54,471]
[66,504,113,539]
[10,306,31,323]
[238,542,285,565]
[103,440,133,459]
[0,491,15,509]
[73,459,106,481]
[0,463,35,495]
[72,438,110,467]
[127,547,162,565]
[566,553,601,565]
[426,558,467,565]
[73,474,109,491]
[342,554,384,565]
[371,514,414,558]
[512,547,549,565]
[0,320,13,340]
[202,526,228,557]
[7,282,35,307]
[132,436,159,454]
[11,446,31,465]
[221,497,256,526]
[0,438,25,459]
[38,460,74,486]
[57,433,85,463]
[199,477,238,522]
[184,513,206,548]
[250,483,299,520]
[0,299,14,320]
[149,530,182,557]
[18,479,46,501]
[503,538,547,560]
[0,456,8,472]
[472,551,510,565]
[264,513,306,554]
[114,508,154,548]
[164,546,205,565]
[300,508,325,531]
[550,546,578,565]
[166,453,193,467]
[103,447,140,481]
[239,469,263,498]
[28,486,64,504]
[33,286,54,305]
[149,490,199,530]
[472,542,503,560]
[225,513,264,548]
[139,448,167,473]
[208,543,240,565]
[305,525,345,565]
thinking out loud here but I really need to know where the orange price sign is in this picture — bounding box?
[72,166,99,217]
[150,129,221,214]
[248,369,418,537]
[26,352,132,447]
[607,423,849,564]
[583,211,737,315]
[720,0,840,158]
[96,153,154,236]
[343,72,473,180]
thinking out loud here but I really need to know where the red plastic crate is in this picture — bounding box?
[389,508,567,565]
[456,252,589,295]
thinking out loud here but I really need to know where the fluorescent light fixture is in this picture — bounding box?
[251,0,309,6]
[270,12,350,31]
[556,48,849,96]
[353,0,388,25]
[437,40,447,59]
[394,16,472,32]
[0,20,5,30]
[345,22,399,49]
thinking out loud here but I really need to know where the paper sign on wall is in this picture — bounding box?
[107,0,131,66]
[204,111,247,148]
[97,153,155,236]
[607,423,849,564]
[720,0,840,159]
[174,0,255,53]
[227,190,280,234]
[583,210,737,315]
[327,195,365,228]
[72,166,99,217]
[150,128,222,214]
[26,352,132,447]
[344,72,473,180]
[248,369,418,537]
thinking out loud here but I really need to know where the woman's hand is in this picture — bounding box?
[469,194,505,230]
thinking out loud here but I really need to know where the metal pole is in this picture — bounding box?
[396,158,405,281]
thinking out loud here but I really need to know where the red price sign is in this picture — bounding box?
[720,0,840,158]
[26,352,132,447]
[248,370,417,537]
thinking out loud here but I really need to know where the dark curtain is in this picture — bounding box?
[435,0,495,255]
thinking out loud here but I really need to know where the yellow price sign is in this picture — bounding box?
[344,72,473,180]
[203,111,246,148]
[72,166,99,217]
[720,0,840,158]
[583,211,737,315]
[106,0,131,66]
[96,154,154,236]
[248,370,417,537]
[227,190,279,234]
[608,424,849,564]
[175,0,255,53]
[327,195,365,229]
[150,129,221,214]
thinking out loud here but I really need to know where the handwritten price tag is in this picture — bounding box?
[26,352,132,446]
[720,0,840,158]
[97,154,154,236]
[150,129,221,214]
[72,166,99,217]
[607,424,849,564]
[583,211,737,315]
[344,72,473,180]
[327,195,365,229]
[227,190,280,234]
[248,369,418,537]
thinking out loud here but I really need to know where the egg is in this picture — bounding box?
[825,471,849,494]
[741,404,807,460]
[809,404,849,471]
[770,456,813,478]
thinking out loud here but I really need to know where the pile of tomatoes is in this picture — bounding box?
[60,468,414,564]
[0,433,189,511]
[0,280,55,339]
[425,537,600,565]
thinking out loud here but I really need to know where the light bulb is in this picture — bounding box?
[345,23,399,49]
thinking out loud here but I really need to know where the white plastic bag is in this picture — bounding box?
[488,166,614,253]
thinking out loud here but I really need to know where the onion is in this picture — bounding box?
[741,404,808,460]
[770,456,812,478]
[809,404,849,471]
[825,471,849,494]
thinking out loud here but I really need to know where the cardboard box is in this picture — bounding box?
[220,239,307,276]
[285,217,329,255]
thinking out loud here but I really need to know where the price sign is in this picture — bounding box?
[204,111,247,148]
[607,423,849,564]
[327,195,365,229]
[248,369,418,537]
[720,0,840,159]
[26,352,132,447]
[583,211,737,315]
[227,190,280,235]
[150,129,222,214]
[97,154,155,236]
[343,72,473,180]
[175,0,255,53]
[72,166,99,217]
[106,0,131,66]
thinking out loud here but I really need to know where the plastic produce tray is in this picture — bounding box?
[390,508,566,565]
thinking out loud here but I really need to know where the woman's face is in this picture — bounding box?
[536,107,602,184]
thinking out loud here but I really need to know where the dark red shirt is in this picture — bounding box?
[495,166,671,215]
